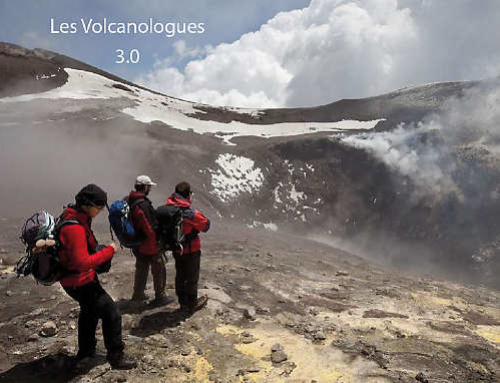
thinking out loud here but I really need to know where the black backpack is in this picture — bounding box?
[17,211,80,285]
[155,205,185,253]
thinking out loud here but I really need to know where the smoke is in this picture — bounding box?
[342,122,458,200]
[342,80,500,201]
[0,99,169,225]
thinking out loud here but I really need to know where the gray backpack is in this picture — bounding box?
[16,211,78,285]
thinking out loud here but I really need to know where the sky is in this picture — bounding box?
[1,0,500,108]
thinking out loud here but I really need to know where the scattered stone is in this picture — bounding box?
[313,330,327,341]
[70,307,79,318]
[40,321,58,337]
[241,331,251,337]
[7,336,13,340]
[50,295,57,300]
[61,345,76,355]
[5,291,13,297]
[29,308,48,317]
[267,252,273,257]
[363,310,409,319]
[141,354,154,364]
[257,307,270,314]
[27,334,39,342]
[271,343,283,352]
[116,376,127,382]
[271,351,288,364]
[309,308,319,316]
[415,372,429,383]
[101,278,108,284]
[236,369,245,376]
[243,307,256,321]
[247,366,260,373]
[180,349,191,356]
[336,271,349,277]
[145,334,169,348]
[122,314,138,330]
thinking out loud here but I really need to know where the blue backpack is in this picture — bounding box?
[108,199,144,248]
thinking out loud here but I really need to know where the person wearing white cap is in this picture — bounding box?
[135,175,157,187]
[127,175,171,306]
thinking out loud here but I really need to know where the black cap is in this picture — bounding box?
[75,184,108,207]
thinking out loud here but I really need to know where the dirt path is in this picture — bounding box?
[1,224,500,382]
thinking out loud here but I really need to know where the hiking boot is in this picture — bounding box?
[131,292,149,302]
[73,356,94,373]
[75,350,96,361]
[151,295,175,307]
[183,295,209,314]
[107,351,137,370]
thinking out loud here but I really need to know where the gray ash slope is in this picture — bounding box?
[1,43,500,382]
[2,42,500,285]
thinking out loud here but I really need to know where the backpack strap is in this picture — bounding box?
[129,198,145,211]
[54,218,94,255]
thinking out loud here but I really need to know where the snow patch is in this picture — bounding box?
[35,74,57,80]
[0,68,382,145]
[289,184,305,204]
[248,221,278,232]
[209,154,264,202]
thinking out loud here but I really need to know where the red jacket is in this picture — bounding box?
[58,206,115,287]
[165,193,210,255]
[128,191,159,255]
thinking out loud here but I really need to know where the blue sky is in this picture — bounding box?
[0,0,309,82]
[1,0,499,108]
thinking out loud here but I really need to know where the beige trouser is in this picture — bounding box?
[132,251,166,299]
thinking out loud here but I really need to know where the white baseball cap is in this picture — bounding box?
[135,175,157,186]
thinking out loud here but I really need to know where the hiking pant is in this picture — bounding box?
[63,277,124,357]
[132,251,166,299]
[173,250,201,308]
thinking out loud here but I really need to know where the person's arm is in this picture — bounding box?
[60,225,114,272]
[186,209,210,233]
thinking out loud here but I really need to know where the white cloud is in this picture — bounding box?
[135,0,500,108]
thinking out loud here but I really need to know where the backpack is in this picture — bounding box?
[16,211,79,286]
[155,205,186,253]
[108,199,144,248]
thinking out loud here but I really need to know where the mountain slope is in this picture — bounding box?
[1,42,500,381]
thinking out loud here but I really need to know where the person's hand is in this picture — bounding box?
[109,242,118,252]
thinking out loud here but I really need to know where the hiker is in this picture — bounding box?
[59,184,137,370]
[128,175,171,305]
[165,181,210,313]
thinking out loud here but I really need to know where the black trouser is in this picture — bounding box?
[173,250,201,308]
[63,277,124,356]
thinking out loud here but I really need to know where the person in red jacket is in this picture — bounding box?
[59,184,136,370]
[128,175,170,305]
[166,181,210,313]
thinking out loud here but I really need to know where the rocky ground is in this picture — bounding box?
[1,223,500,383]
